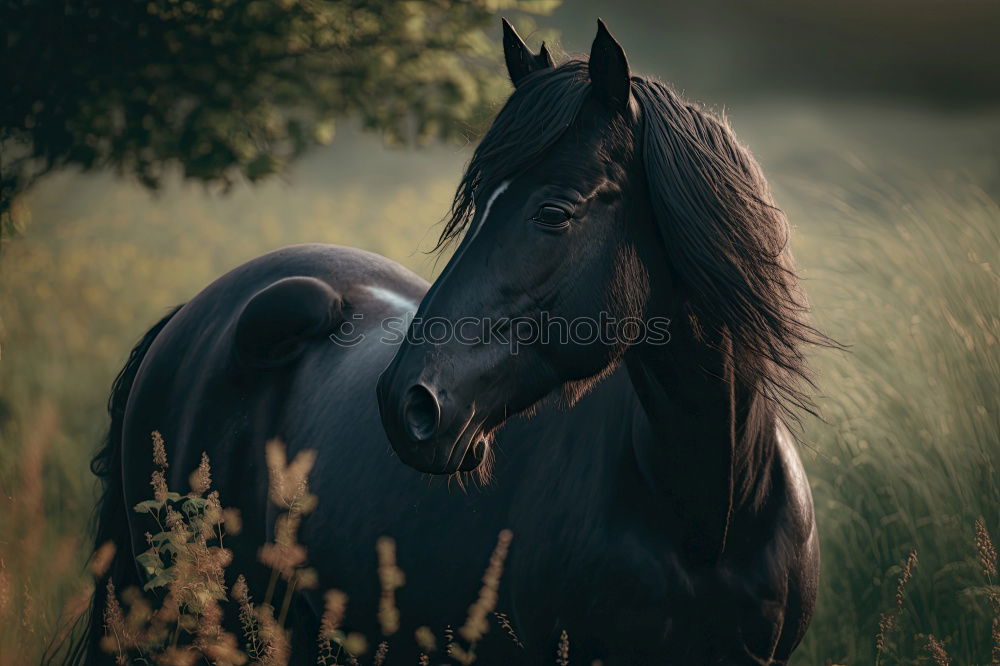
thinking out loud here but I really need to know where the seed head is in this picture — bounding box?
[924,634,951,665]
[896,550,918,611]
[89,541,117,579]
[975,518,997,579]
[556,630,570,666]
[189,452,212,496]
[459,529,513,644]
[376,536,405,636]
[319,589,348,639]
[152,431,168,469]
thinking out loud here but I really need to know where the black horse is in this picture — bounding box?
[81,20,825,665]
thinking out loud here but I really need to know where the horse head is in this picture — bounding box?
[377,19,818,477]
[377,21,647,475]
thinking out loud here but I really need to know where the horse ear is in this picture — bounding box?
[234,277,342,369]
[589,19,631,112]
[502,17,553,87]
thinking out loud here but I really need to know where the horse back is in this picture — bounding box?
[116,244,428,594]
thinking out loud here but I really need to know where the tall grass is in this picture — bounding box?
[787,173,999,664]
[0,402,94,663]
[0,157,996,662]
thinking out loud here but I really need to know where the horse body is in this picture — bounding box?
[83,19,825,666]
[103,241,815,664]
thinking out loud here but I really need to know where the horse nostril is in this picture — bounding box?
[402,384,440,443]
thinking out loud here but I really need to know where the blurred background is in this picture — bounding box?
[1,1,997,663]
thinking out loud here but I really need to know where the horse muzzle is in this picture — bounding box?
[376,373,488,475]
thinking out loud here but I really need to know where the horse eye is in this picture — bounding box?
[533,205,571,228]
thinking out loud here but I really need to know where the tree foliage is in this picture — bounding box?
[0,0,559,218]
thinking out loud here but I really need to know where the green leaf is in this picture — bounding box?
[134,499,164,514]
[142,569,176,592]
[136,551,164,576]
[181,496,208,515]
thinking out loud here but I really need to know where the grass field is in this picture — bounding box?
[0,109,997,663]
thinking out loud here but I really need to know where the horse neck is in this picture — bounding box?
[622,231,778,564]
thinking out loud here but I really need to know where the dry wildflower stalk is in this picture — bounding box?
[317,589,349,665]
[194,599,246,666]
[320,589,349,638]
[152,430,169,469]
[896,550,918,611]
[259,512,308,581]
[975,519,999,664]
[254,602,290,666]
[444,624,455,655]
[223,508,243,536]
[556,629,570,666]
[459,529,513,644]
[99,431,560,665]
[89,541,117,579]
[94,431,333,665]
[875,612,895,655]
[414,625,437,653]
[875,549,918,664]
[265,438,318,511]
[260,438,318,627]
[373,640,389,665]
[189,452,212,496]
[151,469,169,503]
[101,431,248,664]
[449,643,477,666]
[343,632,369,658]
[377,536,405,636]
[977,519,998,579]
[494,611,523,649]
[100,579,129,664]
[924,634,951,665]
[316,635,339,666]
[232,577,258,653]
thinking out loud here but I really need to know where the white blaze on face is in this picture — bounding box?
[467,180,511,246]
[441,179,510,273]
[402,180,512,318]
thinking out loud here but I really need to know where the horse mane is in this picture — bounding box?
[440,59,832,441]
[631,77,832,414]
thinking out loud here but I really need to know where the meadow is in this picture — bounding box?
[0,105,997,664]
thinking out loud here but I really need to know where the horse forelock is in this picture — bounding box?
[437,60,592,250]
